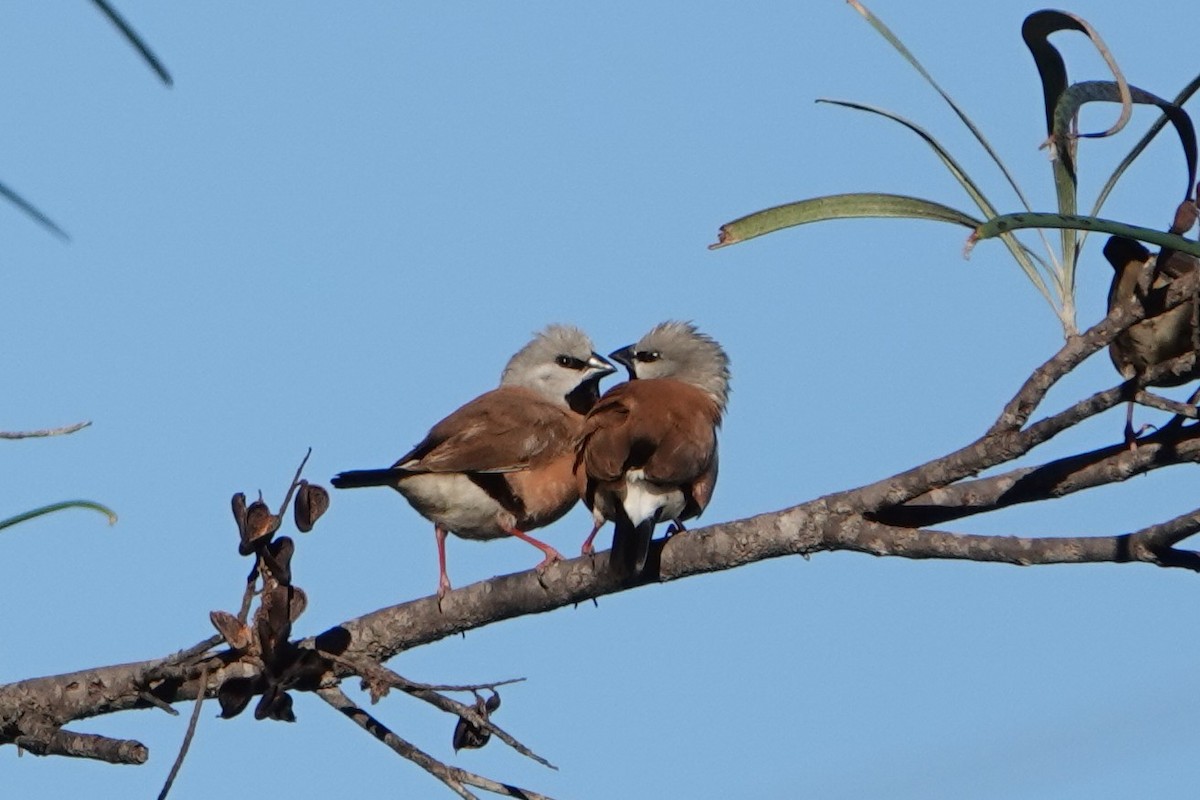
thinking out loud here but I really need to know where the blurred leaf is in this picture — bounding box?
[0,180,69,240]
[89,0,173,86]
[711,193,981,249]
[971,214,1200,258]
[0,500,117,532]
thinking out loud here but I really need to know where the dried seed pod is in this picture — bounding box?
[287,585,308,623]
[239,499,276,556]
[452,690,501,752]
[255,685,295,723]
[231,492,248,539]
[293,481,330,533]
[217,677,258,719]
[209,610,252,651]
[263,536,295,586]
[256,585,296,658]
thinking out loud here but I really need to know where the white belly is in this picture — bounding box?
[395,473,509,540]
[621,469,685,527]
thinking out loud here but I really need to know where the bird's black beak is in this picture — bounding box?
[609,345,636,379]
[587,352,617,379]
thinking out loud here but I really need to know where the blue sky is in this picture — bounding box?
[3,2,1199,798]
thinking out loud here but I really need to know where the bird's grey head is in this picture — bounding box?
[501,324,615,408]
[611,321,731,409]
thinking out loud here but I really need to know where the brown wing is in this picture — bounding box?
[681,447,718,521]
[396,386,576,474]
[579,379,719,486]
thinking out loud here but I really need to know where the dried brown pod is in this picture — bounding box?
[239,498,277,556]
[217,677,258,719]
[209,610,252,651]
[231,492,248,538]
[263,536,295,586]
[452,690,501,752]
[255,585,296,658]
[255,685,296,723]
[293,480,330,533]
[286,585,308,623]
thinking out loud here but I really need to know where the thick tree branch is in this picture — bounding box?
[875,420,1200,527]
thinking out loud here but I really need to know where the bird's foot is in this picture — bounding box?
[1124,421,1157,450]
[534,548,564,573]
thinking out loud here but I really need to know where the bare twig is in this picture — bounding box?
[324,653,553,768]
[0,421,91,440]
[276,448,313,519]
[156,664,210,800]
[317,686,557,800]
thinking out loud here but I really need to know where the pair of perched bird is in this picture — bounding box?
[332,321,730,597]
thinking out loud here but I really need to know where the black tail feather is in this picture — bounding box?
[330,468,404,489]
[609,515,655,577]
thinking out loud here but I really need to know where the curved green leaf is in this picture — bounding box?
[1092,74,1200,224]
[971,213,1200,258]
[0,500,118,532]
[848,2,1039,220]
[1055,81,1196,201]
[817,99,1055,306]
[711,193,981,249]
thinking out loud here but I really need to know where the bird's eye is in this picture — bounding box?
[556,355,586,369]
[635,351,660,363]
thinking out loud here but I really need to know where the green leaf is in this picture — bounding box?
[817,99,1056,308]
[0,500,118,532]
[971,213,1200,258]
[90,0,173,86]
[0,180,69,240]
[1054,81,1196,201]
[710,193,981,249]
[1092,74,1200,223]
[848,1,1038,221]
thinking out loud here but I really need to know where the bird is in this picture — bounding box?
[575,321,730,575]
[332,325,615,598]
[1103,232,1200,444]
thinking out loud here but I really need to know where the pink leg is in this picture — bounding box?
[506,527,564,570]
[580,521,603,556]
[435,525,452,599]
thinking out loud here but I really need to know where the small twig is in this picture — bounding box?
[319,686,561,800]
[237,570,259,623]
[1134,389,1199,417]
[0,421,91,440]
[276,448,314,519]
[156,663,209,800]
[137,692,179,716]
[143,636,221,682]
[323,653,553,768]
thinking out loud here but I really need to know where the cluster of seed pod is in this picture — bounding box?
[210,477,330,722]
